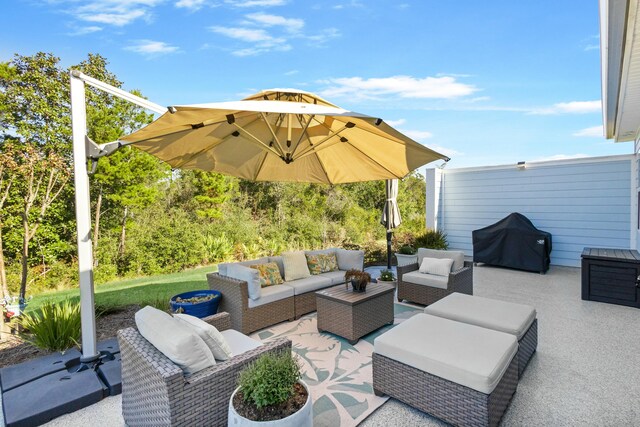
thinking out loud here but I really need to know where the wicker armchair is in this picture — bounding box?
[117,312,291,427]
[207,273,295,335]
[397,260,473,306]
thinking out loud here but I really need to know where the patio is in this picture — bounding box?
[27,262,640,426]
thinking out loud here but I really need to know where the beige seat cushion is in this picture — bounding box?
[282,251,311,281]
[425,293,537,340]
[374,313,517,394]
[417,248,465,271]
[221,329,262,356]
[318,270,347,285]
[247,284,294,308]
[402,271,448,289]
[287,275,332,295]
[173,313,233,361]
[135,306,216,375]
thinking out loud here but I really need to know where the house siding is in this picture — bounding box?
[433,156,634,267]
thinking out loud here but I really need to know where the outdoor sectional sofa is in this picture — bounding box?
[207,248,364,334]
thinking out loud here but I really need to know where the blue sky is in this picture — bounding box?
[1,0,631,169]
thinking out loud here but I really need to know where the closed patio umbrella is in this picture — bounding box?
[381,179,402,269]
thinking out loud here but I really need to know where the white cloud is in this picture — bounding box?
[225,0,286,7]
[401,129,433,140]
[385,118,406,127]
[306,28,340,45]
[70,1,164,26]
[175,0,206,10]
[67,26,103,36]
[572,125,604,137]
[210,26,276,42]
[332,0,363,9]
[246,13,304,32]
[284,69,299,75]
[530,100,601,115]
[125,39,179,56]
[584,44,599,51]
[319,75,478,100]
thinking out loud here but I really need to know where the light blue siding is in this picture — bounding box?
[437,159,632,267]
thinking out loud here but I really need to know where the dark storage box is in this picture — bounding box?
[581,248,640,308]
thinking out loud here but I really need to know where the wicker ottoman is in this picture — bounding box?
[373,314,518,427]
[425,292,537,377]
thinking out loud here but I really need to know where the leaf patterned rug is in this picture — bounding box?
[251,303,421,427]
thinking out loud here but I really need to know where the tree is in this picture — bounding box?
[14,145,69,298]
[190,170,232,220]
[0,143,17,297]
[74,54,155,263]
[0,53,72,299]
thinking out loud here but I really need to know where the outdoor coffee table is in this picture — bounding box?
[316,282,395,344]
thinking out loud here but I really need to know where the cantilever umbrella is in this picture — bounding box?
[116,89,449,184]
[77,87,449,361]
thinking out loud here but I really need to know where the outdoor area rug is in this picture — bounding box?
[251,303,421,427]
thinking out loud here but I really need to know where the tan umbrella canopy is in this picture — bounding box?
[118,89,449,184]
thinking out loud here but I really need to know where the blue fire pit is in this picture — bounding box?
[170,290,221,318]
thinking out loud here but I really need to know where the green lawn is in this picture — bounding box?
[28,265,218,312]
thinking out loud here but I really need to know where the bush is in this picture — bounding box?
[414,229,448,250]
[379,269,395,281]
[238,351,301,409]
[398,244,416,255]
[19,298,81,352]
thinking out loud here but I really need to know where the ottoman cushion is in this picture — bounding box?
[425,293,536,340]
[374,313,517,394]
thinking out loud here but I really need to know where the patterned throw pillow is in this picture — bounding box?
[306,253,339,275]
[250,262,284,287]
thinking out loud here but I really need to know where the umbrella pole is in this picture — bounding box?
[386,230,393,269]
[70,72,99,363]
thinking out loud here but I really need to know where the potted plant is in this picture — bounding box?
[344,269,371,293]
[377,269,396,286]
[228,351,312,427]
[395,245,418,267]
[169,290,222,318]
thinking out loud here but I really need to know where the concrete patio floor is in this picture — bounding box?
[6,264,640,426]
[362,264,640,426]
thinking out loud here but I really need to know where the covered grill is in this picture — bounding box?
[472,213,552,274]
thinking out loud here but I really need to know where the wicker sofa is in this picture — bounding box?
[397,248,473,306]
[208,248,364,334]
[117,312,291,427]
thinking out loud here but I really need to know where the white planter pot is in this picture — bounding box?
[394,253,417,267]
[228,380,313,427]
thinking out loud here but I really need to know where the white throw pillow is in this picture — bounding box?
[135,306,215,374]
[336,249,365,271]
[173,313,233,361]
[226,264,262,300]
[419,257,454,277]
[281,251,311,281]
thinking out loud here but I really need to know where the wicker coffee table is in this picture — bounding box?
[316,282,395,344]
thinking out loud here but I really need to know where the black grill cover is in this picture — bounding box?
[472,213,552,273]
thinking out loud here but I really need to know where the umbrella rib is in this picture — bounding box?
[313,149,333,184]
[292,122,353,160]
[289,114,314,157]
[253,150,270,181]
[231,122,283,159]
[260,112,286,157]
[346,142,404,178]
